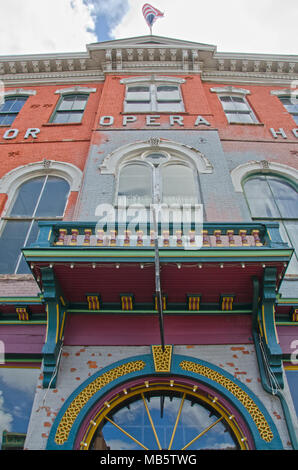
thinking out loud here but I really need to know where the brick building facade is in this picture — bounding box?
[0,35,297,451]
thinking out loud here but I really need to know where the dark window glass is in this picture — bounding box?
[285,371,298,418]
[0,176,69,274]
[0,96,27,125]
[244,175,298,273]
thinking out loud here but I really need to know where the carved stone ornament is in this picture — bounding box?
[147,137,160,147]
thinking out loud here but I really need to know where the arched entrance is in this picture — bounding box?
[46,350,283,450]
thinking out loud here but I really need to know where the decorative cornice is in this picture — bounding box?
[0,35,297,85]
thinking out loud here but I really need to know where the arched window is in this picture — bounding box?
[118,163,152,206]
[243,175,298,273]
[161,164,197,205]
[0,175,69,274]
[88,385,243,450]
[117,155,198,206]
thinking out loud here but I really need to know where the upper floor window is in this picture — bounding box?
[210,86,258,124]
[117,152,197,206]
[0,96,27,125]
[51,93,89,124]
[219,95,257,124]
[121,77,185,113]
[278,96,298,124]
[243,175,298,273]
[0,175,70,274]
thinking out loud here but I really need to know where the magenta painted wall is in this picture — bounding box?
[63,314,253,346]
[0,325,46,354]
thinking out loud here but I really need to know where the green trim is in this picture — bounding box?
[22,248,293,265]
[0,296,43,303]
[0,320,46,325]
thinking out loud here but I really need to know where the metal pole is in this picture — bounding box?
[153,206,165,351]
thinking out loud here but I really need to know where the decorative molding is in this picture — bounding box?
[46,353,283,450]
[152,345,172,372]
[4,88,36,96]
[120,76,186,85]
[0,160,83,196]
[98,139,213,176]
[230,161,298,193]
[54,86,97,95]
[270,88,297,97]
[210,86,251,95]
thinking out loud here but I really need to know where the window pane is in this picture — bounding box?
[52,112,69,124]
[0,368,40,446]
[52,110,83,123]
[237,112,254,123]
[58,95,76,110]
[16,221,40,274]
[267,177,298,218]
[285,371,298,418]
[125,102,151,112]
[0,114,17,125]
[161,164,197,204]
[9,177,45,216]
[0,220,31,273]
[0,97,26,113]
[277,221,298,274]
[118,164,152,205]
[72,94,88,110]
[126,86,150,102]
[65,111,84,123]
[35,176,69,217]
[244,177,280,217]
[231,97,248,111]
[9,97,27,112]
[156,85,180,102]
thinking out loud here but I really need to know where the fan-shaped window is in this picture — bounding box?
[244,175,298,273]
[88,387,243,450]
[0,176,69,274]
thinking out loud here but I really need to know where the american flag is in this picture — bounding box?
[142,3,164,30]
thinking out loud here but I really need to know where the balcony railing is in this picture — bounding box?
[31,221,288,250]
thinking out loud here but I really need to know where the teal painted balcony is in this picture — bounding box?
[23,220,293,268]
[30,220,289,250]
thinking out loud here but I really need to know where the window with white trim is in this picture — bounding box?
[219,95,257,124]
[122,77,185,113]
[0,176,70,274]
[210,87,258,124]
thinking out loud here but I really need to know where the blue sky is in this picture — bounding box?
[0,0,297,55]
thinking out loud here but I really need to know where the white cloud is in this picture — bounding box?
[0,0,97,55]
[111,0,298,55]
[0,368,39,395]
[0,0,297,57]
[0,392,13,443]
